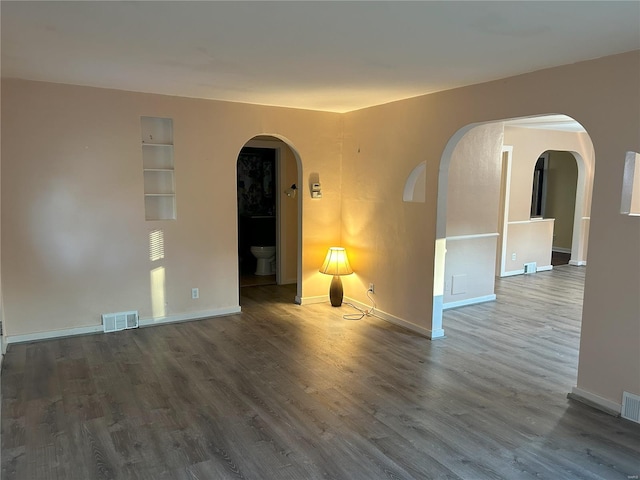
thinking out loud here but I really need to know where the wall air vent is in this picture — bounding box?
[524,262,537,274]
[621,391,640,424]
[102,311,139,333]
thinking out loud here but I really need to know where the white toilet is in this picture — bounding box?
[250,246,276,275]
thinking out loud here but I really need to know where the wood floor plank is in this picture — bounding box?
[2,266,639,479]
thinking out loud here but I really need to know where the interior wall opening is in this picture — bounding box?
[236,135,301,303]
[431,113,594,408]
[433,114,594,336]
[535,150,580,267]
[237,146,277,286]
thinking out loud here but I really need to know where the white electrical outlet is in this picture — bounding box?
[191,288,199,299]
[511,253,517,261]
[369,283,375,293]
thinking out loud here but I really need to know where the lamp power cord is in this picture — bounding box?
[343,288,376,321]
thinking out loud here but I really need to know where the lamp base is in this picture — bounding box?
[329,275,344,307]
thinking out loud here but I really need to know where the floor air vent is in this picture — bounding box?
[102,311,139,333]
[524,262,537,274]
[621,391,640,423]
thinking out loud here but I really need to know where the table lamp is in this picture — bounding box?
[319,247,353,307]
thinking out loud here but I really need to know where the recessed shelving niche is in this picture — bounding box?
[141,116,176,220]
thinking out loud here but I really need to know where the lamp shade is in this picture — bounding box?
[319,247,353,276]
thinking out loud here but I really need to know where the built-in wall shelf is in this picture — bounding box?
[141,116,175,220]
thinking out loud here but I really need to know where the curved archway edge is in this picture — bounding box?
[432,115,593,336]
[235,133,303,302]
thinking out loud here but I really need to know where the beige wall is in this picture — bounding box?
[340,98,438,323]
[342,51,639,405]
[443,236,499,305]
[280,142,299,284]
[446,123,504,237]
[504,219,554,271]
[443,122,504,305]
[1,79,342,337]
[2,51,639,409]
[546,150,578,250]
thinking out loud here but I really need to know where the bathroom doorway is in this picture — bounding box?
[237,146,277,287]
[236,137,300,291]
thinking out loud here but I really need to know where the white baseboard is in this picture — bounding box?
[552,247,571,254]
[568,387,621,416]
[501,269,525,277]
[501,265,552,277]
[443,294,496,310]
[6,324,104,345]
[139,306,241,327]
[279,277,297,286]
[569,260,587,266]
[295,295,328,305]
[344,297,442,339]
[5,306,241,345]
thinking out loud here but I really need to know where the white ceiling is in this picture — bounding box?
[2,1,639,113]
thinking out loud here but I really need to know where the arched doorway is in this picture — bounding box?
[236,135,302,302]
[531,150,580,266]
[432,115,594,334]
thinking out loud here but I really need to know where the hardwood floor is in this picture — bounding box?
[2,266,639,479]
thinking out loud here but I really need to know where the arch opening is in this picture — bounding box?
[235,134,303,303]
[433,114,593,334]
[403,161,427,203]
[529,150,586,267]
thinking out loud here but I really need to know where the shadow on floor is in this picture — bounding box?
[551,251,571,266]
[240,273,276,288]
